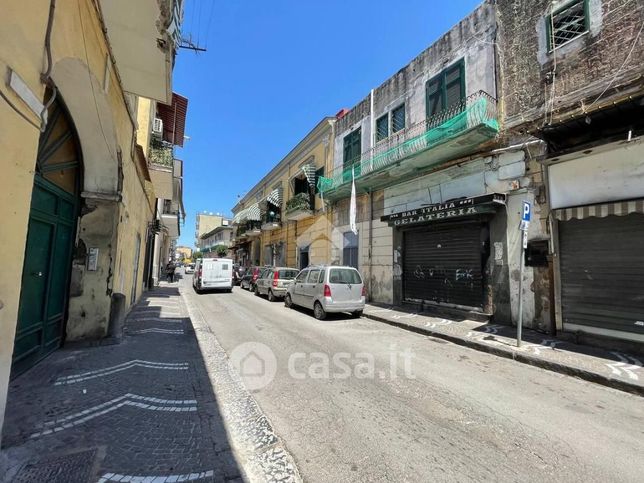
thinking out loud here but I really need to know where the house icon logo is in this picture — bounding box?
[229,342,277,390]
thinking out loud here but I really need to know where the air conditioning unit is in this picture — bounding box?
[152,117,163,135]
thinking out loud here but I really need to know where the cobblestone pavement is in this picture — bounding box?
[362,304,644,394]
[1,283,256,483]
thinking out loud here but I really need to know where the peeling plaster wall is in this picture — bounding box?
[497,0,644,128]
[333,1,497,170]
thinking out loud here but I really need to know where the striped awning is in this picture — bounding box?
[232,202,262,223]
[302,164,317,187]
[553,199,644,221]
[266,186,283,207]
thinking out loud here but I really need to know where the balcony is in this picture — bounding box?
[284,192,314,221]
[241,221,262,237]
[318,91,499,201]
[261,211,281,231]
[99,0,182,103]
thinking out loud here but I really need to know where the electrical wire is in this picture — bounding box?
[204,0,215,49]
[0,88,42,130]
[586,17,644,110]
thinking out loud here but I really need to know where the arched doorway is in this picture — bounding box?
[12,91,82,375]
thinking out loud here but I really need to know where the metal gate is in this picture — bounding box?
[403,222,484,309]
[559,214,644,338]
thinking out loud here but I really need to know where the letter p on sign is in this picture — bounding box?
[522,201,531,222]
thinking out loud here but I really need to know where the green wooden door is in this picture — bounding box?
[12,93,81,375]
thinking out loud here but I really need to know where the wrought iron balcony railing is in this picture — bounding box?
[318,90,498,194]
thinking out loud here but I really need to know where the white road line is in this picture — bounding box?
[54,360,189,385]
[99,469,215,482]
[31,393,197,438]
[130,328,184,335]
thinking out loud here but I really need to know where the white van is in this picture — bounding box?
[193,258,233,293]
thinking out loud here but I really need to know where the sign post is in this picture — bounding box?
[517,201,531,347]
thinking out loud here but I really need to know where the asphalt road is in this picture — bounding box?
[181,277,644,482]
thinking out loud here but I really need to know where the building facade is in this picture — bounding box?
[231,118,335,269]
[318,1,549,328]
[195,213,226,248]
[200,222,233,257]
[497,0,644,346]
[0,0,183,439]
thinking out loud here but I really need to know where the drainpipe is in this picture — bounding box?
[368,89,376,301]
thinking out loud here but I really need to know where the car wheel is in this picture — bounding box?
[352,310,363,318]
[284,294,293,308]
[314,301,326,320]
[267,290,276,302]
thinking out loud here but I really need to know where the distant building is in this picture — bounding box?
[195,213,226,247]
[200,225,234,257]
[175,246,193,261]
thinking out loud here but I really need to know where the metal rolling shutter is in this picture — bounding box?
[403,222,483,309]
[559,214,644,336]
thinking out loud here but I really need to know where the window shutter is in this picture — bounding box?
[392,104,405,133]
[376,114,389,141]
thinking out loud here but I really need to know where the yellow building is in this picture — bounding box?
[0,0,183,439]
[231,118,337,270]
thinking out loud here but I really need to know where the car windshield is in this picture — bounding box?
[328,268,362,284]
[278,270,299,279]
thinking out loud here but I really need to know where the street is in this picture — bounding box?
[182,275,644,482]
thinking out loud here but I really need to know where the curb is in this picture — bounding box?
[362,312,644,397]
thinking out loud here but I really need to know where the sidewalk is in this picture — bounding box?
[362,304,644,396]
[0,284,242,483]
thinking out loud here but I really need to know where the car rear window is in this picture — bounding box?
[329,268,362,284]
[278,270,299,279]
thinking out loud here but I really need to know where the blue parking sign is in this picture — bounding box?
[522,201,531,222]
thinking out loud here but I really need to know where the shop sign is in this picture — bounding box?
[381,193,506,227]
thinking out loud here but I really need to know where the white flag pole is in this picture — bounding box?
[350,166,358,235]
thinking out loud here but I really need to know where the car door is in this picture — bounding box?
[302,269,321,309]
[292,269,309,306]
[260,269,272,294]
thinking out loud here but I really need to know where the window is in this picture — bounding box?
[307,269,321,283]
[295,270,308,283]
[426,60,465,118]
[548,0,588,50]
[278,269,299,279]
[392,104,405,133]
[376,114,389,142]
[329,268,362,284]
[343,231,359,269]
[293,176,309,196]
[343,128,361,168]
[318,270,325,283]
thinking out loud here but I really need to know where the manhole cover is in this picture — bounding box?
[13,448,97,483]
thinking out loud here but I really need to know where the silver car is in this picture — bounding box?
[284,265,365,320]
[255,267,299,301]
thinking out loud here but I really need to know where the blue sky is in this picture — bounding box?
[174,0,481,248]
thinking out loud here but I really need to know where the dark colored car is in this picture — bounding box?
[240,266,267,291]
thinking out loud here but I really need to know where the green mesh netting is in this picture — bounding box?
[317,97,498,193]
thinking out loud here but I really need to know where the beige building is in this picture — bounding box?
[231,118,336,269]
[195,213,226,248]
[175,246,193,261]
[0,0,183,441]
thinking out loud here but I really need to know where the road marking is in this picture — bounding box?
[425,318,453,329]
[606,352,642,381]
[130,328,184,335]
[129,317,184,323]
[54,360,189,385]
[30,394,197,438]
[99,469,215,482]
[520,339,564,356]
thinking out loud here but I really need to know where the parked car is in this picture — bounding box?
[193,258,233,293]
[284,265,365,320]
[255,267,300,301]
[240,266,266,291]
[184,262,196,274]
